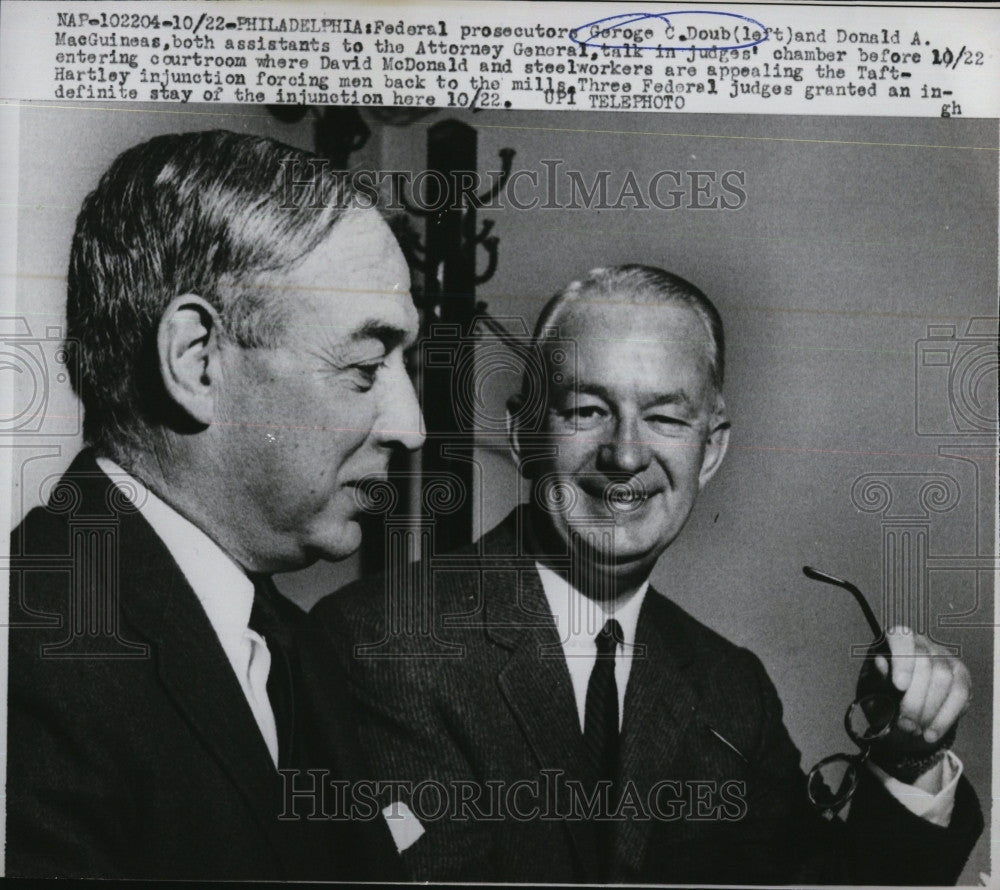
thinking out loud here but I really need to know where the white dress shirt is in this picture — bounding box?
[536,560,647,732]
[97,457,280,767]
[533,562,960,826]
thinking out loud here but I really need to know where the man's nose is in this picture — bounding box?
[598,415,650,475]
[377,362,425,452]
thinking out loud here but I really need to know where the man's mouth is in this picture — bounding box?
[345,474,393,513]
[582,482,660,515]
[608,490,656,517]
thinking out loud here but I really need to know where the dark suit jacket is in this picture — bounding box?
[6,449,402,880]
[314,506,982,884]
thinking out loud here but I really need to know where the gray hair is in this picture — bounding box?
[515,265,725,419]
[66,129,354,457]
[535,264,724,391]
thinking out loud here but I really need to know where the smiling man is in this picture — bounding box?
[316,265,982,884]
[514,270,729,599]
[7,130,423,879]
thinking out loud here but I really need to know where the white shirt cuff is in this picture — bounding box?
[867,750,962,827]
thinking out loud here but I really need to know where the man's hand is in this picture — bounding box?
[872,626,971,746]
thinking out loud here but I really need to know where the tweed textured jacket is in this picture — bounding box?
[315,506,982,884]
[7,449,403,880]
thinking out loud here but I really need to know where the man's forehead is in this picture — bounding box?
[286,210,409,288]
[542,298,715,399]
[555,297,706,340]
[329,210,410,280]
[267,209,416,341]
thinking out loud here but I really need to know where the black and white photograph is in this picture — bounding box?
[1,1,997,885]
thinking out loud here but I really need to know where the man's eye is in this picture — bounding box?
[351,361,387,391]
[560,405,608,426]
[647,414,690,429]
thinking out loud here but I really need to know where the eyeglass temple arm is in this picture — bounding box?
[802,566,884,641]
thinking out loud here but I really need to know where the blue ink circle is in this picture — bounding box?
[568,10,769,52]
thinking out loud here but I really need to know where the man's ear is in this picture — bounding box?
[506,394,528,475]
[506,395,557,481]
[156,294,225,427]
[698,400,731,489]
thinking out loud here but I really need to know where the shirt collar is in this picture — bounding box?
[96,456,255,665]
[535,560,648,652]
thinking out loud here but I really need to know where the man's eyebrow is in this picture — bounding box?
[349,320,410,351]
[565,383,694,409]
[569,383,614,402]
[643,390,695,410]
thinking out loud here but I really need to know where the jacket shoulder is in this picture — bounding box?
[644,588,774,693]
[11,500,71,552]
[646,588,745,655]
[9,504,77,624]
[311,536,482,643]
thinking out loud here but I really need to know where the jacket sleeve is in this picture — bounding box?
[313,592,498,882]
[6,627,136,878]
[740,648,983,885]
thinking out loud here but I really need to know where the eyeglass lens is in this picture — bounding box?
[846,693,897,745]
[807,754,860,813]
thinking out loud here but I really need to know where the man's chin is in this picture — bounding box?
[569,524,661,571]
[307,519,363,564]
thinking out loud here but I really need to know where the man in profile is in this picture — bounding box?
[317,265,982,884]
[7,130,424,878]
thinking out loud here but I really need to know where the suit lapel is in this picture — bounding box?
[67,454,304,872]
[291,617,405,879]
[152,588,306,858]
[489,571,584,775]
[614,587,701,877]
[482,511,601,882]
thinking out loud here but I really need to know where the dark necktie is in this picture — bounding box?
[248,575,296,769]
[583,618,622,879]
[584,618,622,782]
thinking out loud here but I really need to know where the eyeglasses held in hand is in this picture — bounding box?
[801,566,900,819]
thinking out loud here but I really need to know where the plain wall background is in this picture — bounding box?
[11,103,995,881]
